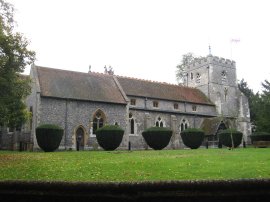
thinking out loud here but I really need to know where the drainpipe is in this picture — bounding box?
[207,65,210,99]
[65,99,68,150]
[193,115,197,128]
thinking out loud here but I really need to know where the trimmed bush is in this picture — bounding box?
[36,124,64,152]
[250,132,270,143]
[142,127,173,150]
[218,129,243,148]
[96,125,124,151]
[180,128,205,149]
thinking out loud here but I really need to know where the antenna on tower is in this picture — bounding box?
[88,65,91,73]
[208,44,212,55]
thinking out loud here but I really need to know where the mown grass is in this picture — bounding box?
[0,148,270,182]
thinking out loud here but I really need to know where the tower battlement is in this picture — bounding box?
[189,55,235,68]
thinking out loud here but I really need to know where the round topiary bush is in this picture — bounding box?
[142,127,173,150]
[250,132,270,143]
[180,128,205,149]
[218,129,243,148]
[36,124,64,152]
[96,125,124,151]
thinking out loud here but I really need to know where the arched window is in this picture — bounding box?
[190,72,193,80]
[93,109,106,134]
[224,87,228,101]
[180,119,189,132]
[155,116,164,127]
[130,119,134,134]
[196,73,201,83]
[129,112,135,134]
[221,70,227,83]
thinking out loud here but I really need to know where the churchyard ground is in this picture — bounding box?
[0,148,269,182]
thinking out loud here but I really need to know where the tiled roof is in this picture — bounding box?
[36,66,127,104]
[117,76,213,105]
[35,66,213,105]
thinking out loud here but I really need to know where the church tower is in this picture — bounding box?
[185,54,238,118]
[185,54,251,144]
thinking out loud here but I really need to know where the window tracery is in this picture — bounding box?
[155,116,164,127]
[93,110,106,134]
[180,119,189,132]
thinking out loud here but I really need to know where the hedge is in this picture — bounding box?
[218,129,243,148]
[250,132,270,142]
[1,180,270,202]
[180,128,205,149]
[36,124,64,152]
[96,125,124,151]
[142,127,172,150]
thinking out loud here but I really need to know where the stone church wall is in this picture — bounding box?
[129,96,216,116]
[38,97,128,150]
[128,109,208,150]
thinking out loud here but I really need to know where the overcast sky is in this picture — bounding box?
[7,0,270,92]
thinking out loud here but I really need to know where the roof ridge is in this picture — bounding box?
[116,74,199,90]
[116,74,179,85]
[36,65,113,77]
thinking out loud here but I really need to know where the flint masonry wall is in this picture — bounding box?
[37,97,128,150]
[128,109,208,149]
[127,95,217,150]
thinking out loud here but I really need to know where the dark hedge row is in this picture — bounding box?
[142,127,173,150]
[218,129,243,148]
[250,132,270,142]
[36,124,64,152]
[96,125,124,151]
[180,128,205,149]
[1,180,270,202]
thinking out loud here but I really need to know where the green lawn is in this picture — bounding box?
[0,148,270,182]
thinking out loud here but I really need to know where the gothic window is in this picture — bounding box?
[174,103,179,110]
[180,119,189,132]
[130,99,136,106]
[190,72,193,80]
[155,116,164,127]
[192,105,197,112]
[153,101,159,108]
[93,110,106,134]
[224,87,228,101]
[196,73,201,83]
[130,119,134,134]
[129,112,135,134]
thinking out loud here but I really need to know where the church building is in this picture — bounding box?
[0,55,251,150]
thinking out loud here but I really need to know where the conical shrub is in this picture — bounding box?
[180,128,204,149]
[36,124,64,152]
[142,127,172,150]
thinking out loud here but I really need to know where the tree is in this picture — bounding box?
[262,80,270,96]
[255,80,270,132]
[238,79,254,99]
[176,52,201,84]
[0,0,35,129]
